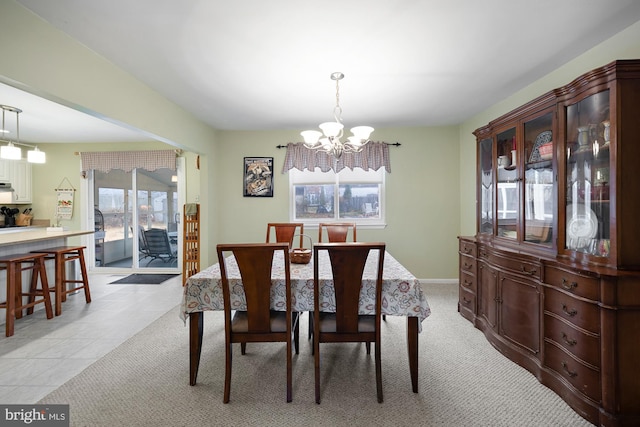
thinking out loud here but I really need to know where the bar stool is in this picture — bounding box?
[0,252,53,337]
[31,246,91,316]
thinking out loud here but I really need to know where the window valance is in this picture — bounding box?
[80,150,176,173]
[281,141,391,173]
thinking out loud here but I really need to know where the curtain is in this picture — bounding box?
[281,141,391,173]
[80,150,176,173]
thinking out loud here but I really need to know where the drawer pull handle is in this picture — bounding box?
[561,332,577,346]
[561,278,578,291]
[561,361,578,378]
[562,304,577,317]
[521,266,537,275]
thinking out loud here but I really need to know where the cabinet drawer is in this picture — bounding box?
[544,342,601,402]
[459,255,476,273]
[459,240,476,257]
[487,251,540,279]
[544,314,600,368]
[459,287,476,317]
[544,265,599,301]
[459,270,476,293]
[544,288,600,333]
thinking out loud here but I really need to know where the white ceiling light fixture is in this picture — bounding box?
[1,104,46,163]
[27,146,46,164]
[301,72,373,159]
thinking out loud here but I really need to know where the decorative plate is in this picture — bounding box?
[566,203,598,248]
[529,130,553,163]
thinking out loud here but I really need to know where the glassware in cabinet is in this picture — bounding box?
[523,112,554,246]
[496,127,517,239]
[478,137,494,236]
[564,90,610,257]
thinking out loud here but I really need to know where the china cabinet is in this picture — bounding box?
[459,60,640,426]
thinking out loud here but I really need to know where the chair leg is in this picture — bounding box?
[366,342,371,355]
[293,313,300,355]
[77,249,92,303]
[308,312,313,340]
[35,258,53,320]
[376,341,383,403]
[287,324,293,403]
[224,343,232,403]
[240,342,247,355]
[314,335,321,404]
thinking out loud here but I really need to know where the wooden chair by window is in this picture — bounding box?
[318,222,357,243]
[143,228,177,266]
[313,242,385,404]
[217,243,298,403]
[266,223,304,248]
[313,222,359,338]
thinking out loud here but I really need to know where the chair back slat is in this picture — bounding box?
[318,223,357,243]
[233,245,277,333]
[266,223,304,248]
[327,246,370,333]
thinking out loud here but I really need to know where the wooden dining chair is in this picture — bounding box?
[217,242,298,403]
[313,242,386,404]
[313,222,362,338]
[318,222,357,243]
[266,222,304,248]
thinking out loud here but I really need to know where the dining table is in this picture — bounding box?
[180,249,431,392]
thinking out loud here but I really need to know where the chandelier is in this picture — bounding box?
[301,72,373,159]
[0,104,46,163]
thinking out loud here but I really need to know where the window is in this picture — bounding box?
[289,167,385,227]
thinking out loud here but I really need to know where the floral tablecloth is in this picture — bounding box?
[180,250,431,331]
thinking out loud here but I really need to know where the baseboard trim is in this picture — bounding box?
[418,278,457,285]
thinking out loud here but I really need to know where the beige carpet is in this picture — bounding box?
[39,283,593,426]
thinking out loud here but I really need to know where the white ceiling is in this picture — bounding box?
[5,0,640,144]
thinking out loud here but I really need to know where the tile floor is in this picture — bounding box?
[0,273,184,404]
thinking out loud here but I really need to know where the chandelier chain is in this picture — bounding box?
[334,77,342,122]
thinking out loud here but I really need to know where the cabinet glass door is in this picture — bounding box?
[496,128,517,239]
[479,137,493,235]
[565,90,610,257]
[523,112,554,246]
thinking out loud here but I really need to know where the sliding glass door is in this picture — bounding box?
[91,167,180,271]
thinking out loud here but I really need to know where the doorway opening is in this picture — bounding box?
[91,167,181,273]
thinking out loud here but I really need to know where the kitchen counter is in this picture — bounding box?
[0,227,94,247]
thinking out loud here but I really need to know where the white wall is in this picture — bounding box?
[216,126,460,279]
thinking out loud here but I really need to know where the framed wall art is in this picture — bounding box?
[243,157,273,197]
